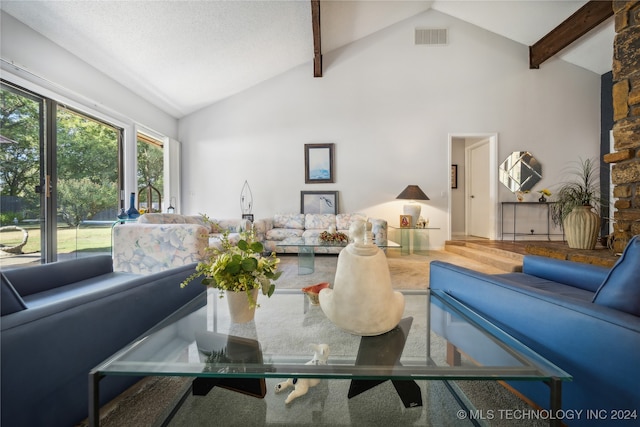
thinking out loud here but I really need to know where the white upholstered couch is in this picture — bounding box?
[253,213,387,254]
[112,213,250,274]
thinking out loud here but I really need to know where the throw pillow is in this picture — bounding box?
[1,273,27,315]
[592,235,640,316]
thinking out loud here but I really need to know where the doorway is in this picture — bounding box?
[448,133,498,240]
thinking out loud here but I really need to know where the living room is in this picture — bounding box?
[1,1,619,253]
[2,1,639,427]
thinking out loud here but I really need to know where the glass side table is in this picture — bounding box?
[389,226,439,255]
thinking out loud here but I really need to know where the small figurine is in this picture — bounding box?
[416,216,429,228]
[274,343,330,404]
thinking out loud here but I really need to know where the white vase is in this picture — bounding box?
[403,204,421,227]
[564,205,600,250]
[226,288,259,323]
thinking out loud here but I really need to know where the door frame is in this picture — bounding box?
[447,133,499,241]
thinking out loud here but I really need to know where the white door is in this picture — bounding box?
[468,141,491,238]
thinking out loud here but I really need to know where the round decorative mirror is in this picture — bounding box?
[499,151,542,192]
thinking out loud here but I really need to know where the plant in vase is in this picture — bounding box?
[537,188,552,202]
[550,158,602,249]
[181,229,281,315]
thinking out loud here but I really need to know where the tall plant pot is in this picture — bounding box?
[226,288,259,323]
[564,205,600,250]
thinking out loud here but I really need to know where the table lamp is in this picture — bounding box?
[396,185,429,227]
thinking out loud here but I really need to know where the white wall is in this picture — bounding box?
[179,9,601,250]
[0,11,178,140]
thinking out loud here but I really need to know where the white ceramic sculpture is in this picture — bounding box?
[274,343,330,404]
[320,220,404,336]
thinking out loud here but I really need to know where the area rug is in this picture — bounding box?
[274,249,502,292]
[78,251,536,427]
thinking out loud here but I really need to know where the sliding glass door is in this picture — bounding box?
[55,106,121,260]
[0,83,45,266]
[1,82,122,267]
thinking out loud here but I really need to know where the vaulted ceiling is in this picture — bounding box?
[0,1,615,119]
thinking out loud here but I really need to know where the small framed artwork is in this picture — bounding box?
[400,215,412,228]
[305,143,334,183]
[242,214,254,222]
[451,164,458,189]
[301,191,338,214]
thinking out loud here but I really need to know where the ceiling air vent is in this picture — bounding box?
[415,28,447,46]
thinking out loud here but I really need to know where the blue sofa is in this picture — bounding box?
[1,255,205,427]
[429,236,640,426]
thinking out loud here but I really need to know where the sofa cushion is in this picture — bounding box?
[209,232,242,249]
[592,235,640,316]
[265,228,304,241]
[1,274,27,315]
[495,273,595,303]
[302,229,323,239]
[3,255,114,297]
[138,213,187,224]
[184,215,208,227]
[305,214,336,230]
[336,213,367,230]
[273,214,304,229]
[214,219,243,233]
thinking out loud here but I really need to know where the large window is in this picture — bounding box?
[56,106,120,257]
[0,85,43,264]
[1,81,122,267]
[136,133,164,213]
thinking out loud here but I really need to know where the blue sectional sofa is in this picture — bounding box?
[429,236,640,426]
[1,255,205,427]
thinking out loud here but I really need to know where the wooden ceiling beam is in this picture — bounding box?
[529,0,613,69]
[311,0,322,77]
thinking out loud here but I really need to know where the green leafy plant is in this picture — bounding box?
[181,230,281,308]
[550,157,602,227]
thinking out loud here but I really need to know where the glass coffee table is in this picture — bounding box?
[276,237,401,274]
[89,289,570,426]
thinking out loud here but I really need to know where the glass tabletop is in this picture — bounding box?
[276,236,400,249]
[92,289,570,383]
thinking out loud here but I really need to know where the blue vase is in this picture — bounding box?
[117,208,128,222]
[127,193,140,219]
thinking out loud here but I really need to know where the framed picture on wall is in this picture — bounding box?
[301,191,338,214]
[305,143,334,183]
[451,164,458,189]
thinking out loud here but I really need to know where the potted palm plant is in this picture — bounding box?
[181,229,281,323]
[550,158,602,249]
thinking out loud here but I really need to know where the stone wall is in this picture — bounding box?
[605,1,640,252]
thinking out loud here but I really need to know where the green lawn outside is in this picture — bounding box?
[0,225,112,254]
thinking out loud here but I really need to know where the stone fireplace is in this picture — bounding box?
[605,1,640,252]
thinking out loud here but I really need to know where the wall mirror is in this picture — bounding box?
[499,151,542,192]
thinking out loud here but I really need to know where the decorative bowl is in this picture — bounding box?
[301,282,330,305]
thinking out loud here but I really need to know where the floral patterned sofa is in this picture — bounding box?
[112,213,250,274]
[253,213,387,254]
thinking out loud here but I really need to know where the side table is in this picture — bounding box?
[389,226,439,255]
[501,202,564,241]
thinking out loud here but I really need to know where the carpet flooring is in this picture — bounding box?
[79,250,545,427]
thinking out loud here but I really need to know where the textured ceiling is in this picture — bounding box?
[0,1,614,119]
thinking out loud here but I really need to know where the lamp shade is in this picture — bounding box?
[396,185,429,201]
